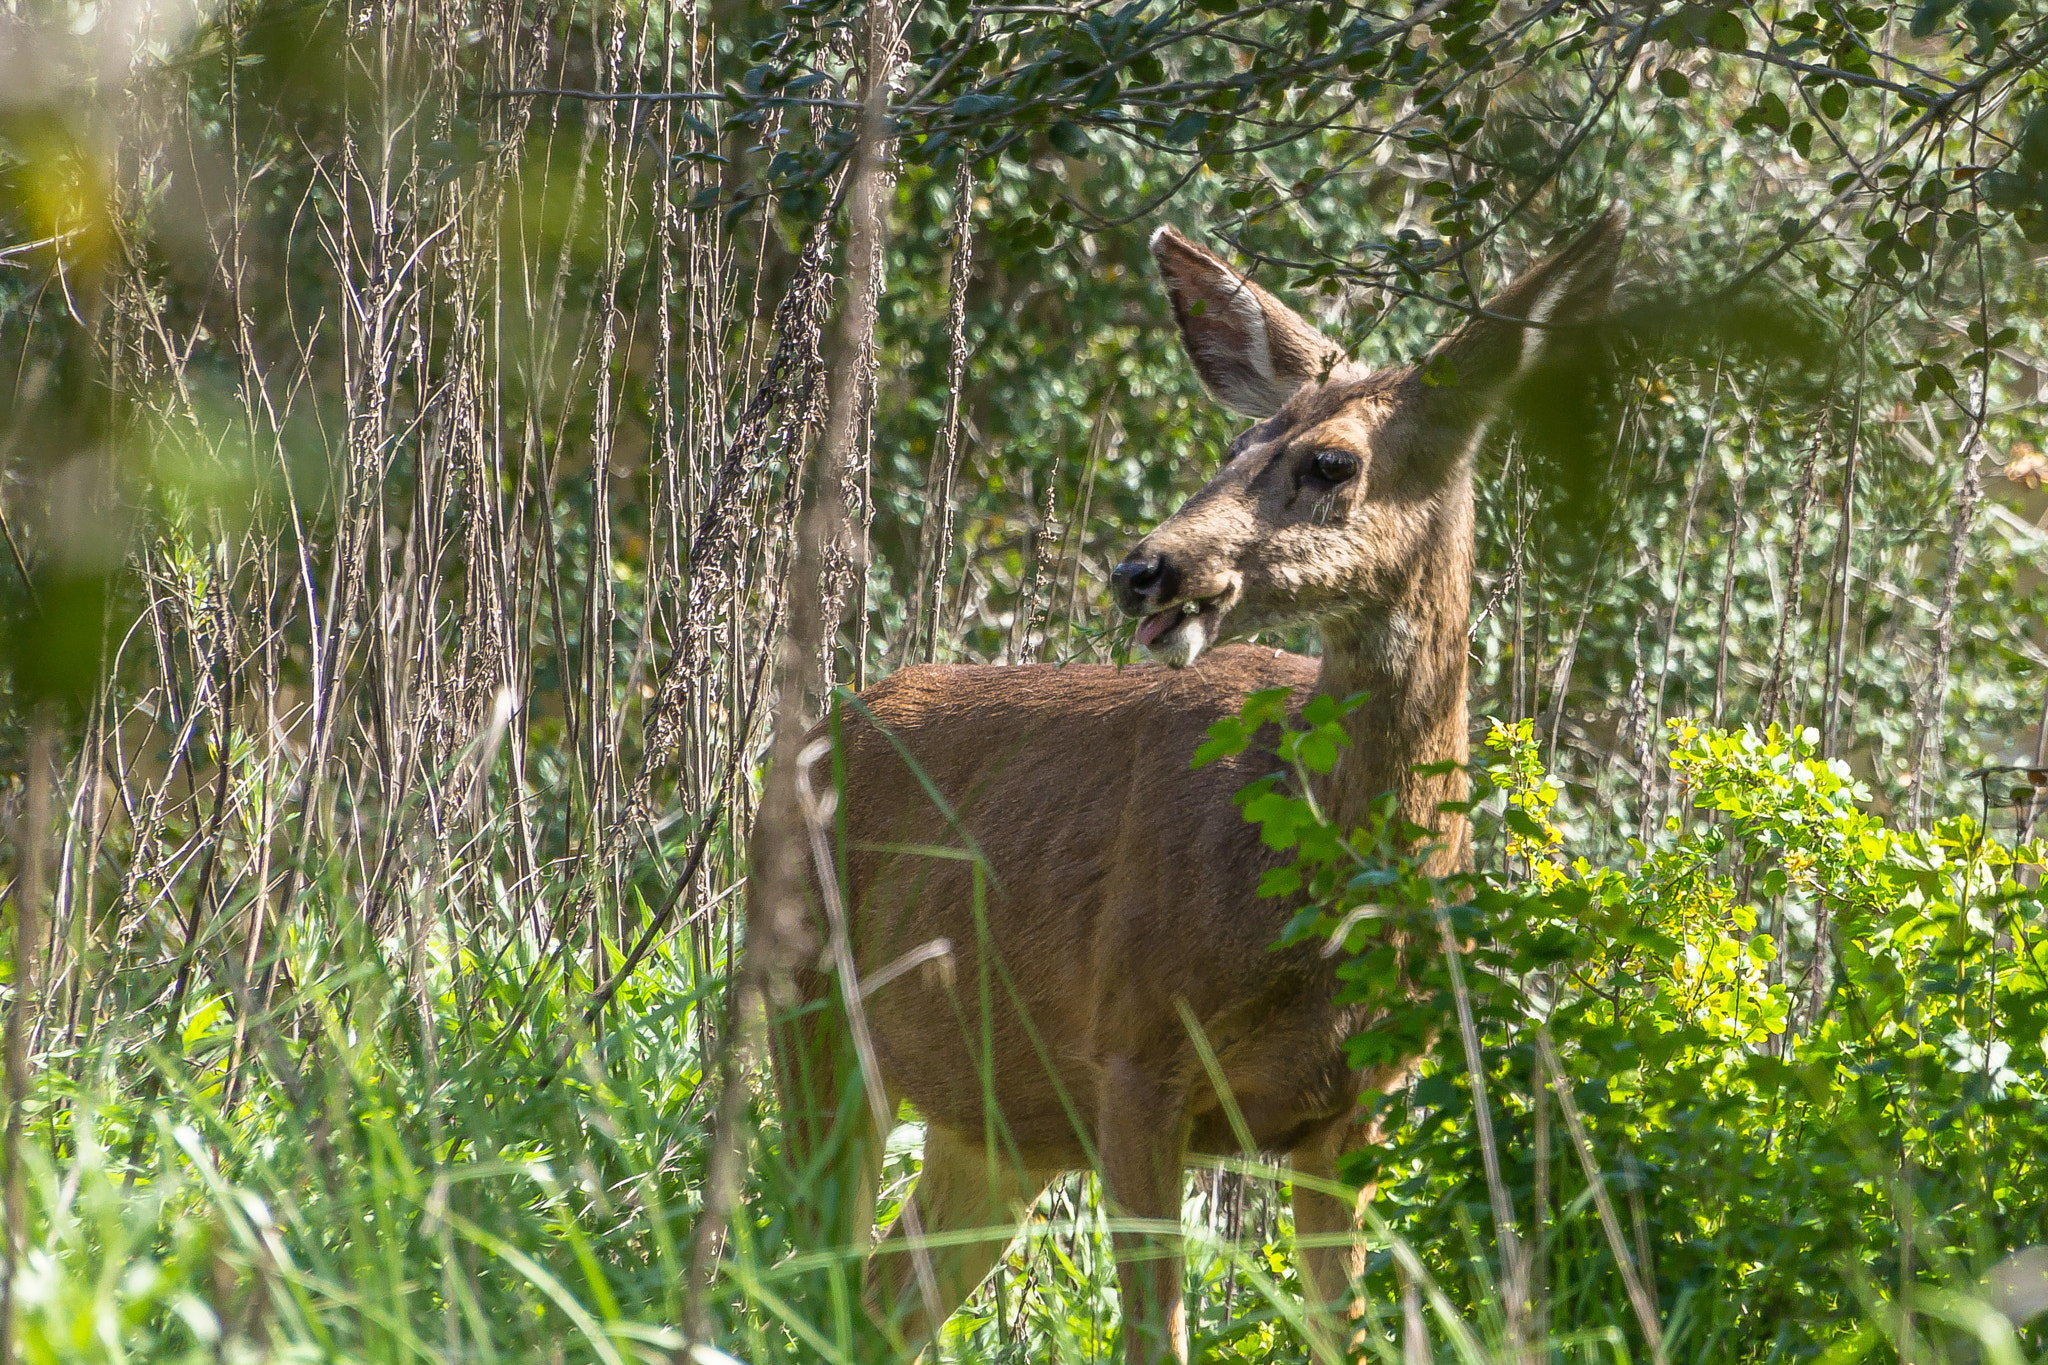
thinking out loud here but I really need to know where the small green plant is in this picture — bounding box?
[1197,693,2048,1362]
[1195,686,1449,1081]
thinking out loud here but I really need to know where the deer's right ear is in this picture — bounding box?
[1428,204,1629,408]
[1152,226,1343,418]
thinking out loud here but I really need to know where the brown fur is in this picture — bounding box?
[772,208,1629,1363]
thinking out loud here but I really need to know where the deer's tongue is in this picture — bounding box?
[1135,606,1184,649]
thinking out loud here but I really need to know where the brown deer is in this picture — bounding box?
[774,206,1628,1363]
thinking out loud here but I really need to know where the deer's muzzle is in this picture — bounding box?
[1111,550,1180,617]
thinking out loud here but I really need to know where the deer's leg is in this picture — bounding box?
[770,979,885,1257]
[1292,1123,1373,1363]
[869,1125,1052,1351]
[1097,1057,1190,1365]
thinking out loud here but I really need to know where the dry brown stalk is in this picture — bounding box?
[1907,371,1989,829]
[909,154,977,666]
[1757,419,1829,734]
[2,708,51,1362]
[639,215,837,787]
[684,0,909,1342]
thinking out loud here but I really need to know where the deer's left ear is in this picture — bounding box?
[1152,226,1345,417]
[1428,204,1628,406]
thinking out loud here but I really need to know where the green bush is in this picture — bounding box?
[1200,698,2048,1362]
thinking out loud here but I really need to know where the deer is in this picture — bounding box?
[770,205,1628,1364]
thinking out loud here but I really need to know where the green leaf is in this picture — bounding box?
[948,92,1006,118]
[1909,0,1959,37]
[1258,865,1303,898]
[2021,110,2048,174]
[1193,718,1248,768]
[1963,0,2017,48]
[1243,687,1294,727]
[1655,68,1691,98]
[1820,84,1849,120]
[1505,808,1548,839]
[182,995,229,1053]
[1299,730,1340,773]
[1981,169,2031,211]
[1047,119,1090,157]
[1704,8,1748,51]
[1751,90,1791,135]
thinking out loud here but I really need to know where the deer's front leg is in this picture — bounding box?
[1292,1123,1373,1365]
[1098,1056,1190,1365]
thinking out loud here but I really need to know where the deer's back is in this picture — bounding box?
[823,644,1369,1160]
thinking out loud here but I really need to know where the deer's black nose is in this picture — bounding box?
[1111,551,1180,616]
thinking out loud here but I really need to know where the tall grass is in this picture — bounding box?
[14,716,2048,1365]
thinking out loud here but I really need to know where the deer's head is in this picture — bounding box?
[1113,208,1628,669]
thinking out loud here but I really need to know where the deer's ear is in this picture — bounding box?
[1152,225,1344,418]
[1428,204,1628,404]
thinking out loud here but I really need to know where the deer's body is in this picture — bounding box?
[772,208,1627,1363]
[839,647,1368,1163]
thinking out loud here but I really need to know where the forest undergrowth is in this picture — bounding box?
[11,713,2048,1365]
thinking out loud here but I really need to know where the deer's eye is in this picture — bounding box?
[1308,448,1361,486]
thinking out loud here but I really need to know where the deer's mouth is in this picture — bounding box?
[1135,595,1222,668]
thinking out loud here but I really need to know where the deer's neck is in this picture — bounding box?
[1308,480,1473,876]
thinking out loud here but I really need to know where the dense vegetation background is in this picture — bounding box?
[4,0,2048,1358]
